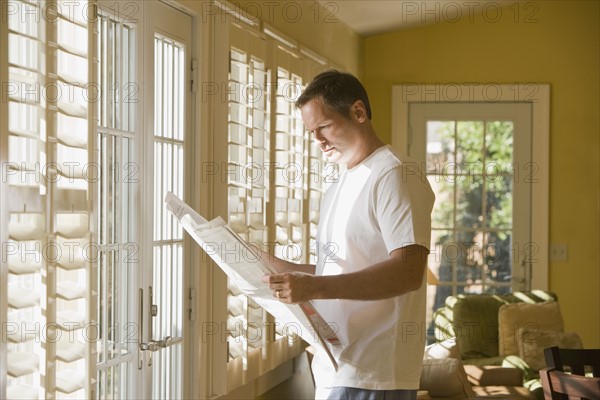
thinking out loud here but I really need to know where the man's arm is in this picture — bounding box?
[262,244,428,304]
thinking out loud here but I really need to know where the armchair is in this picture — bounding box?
[431,290,583,399]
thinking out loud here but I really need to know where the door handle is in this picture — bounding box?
[140,335,182,352]
[139,286,182,364]
[138,288,144,369]
[139,286,159,360]
[140,335,171,352]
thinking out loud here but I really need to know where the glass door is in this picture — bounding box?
[409,102,533,340]
[140,2,192,398]
[95,1,193,397]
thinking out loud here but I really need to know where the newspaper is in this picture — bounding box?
[164,192,340,370]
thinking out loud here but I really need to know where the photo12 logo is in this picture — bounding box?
[2,0,97,24]
[2,240,140,265]
[400,1,540,24]
[2,80,139,105]
[2,161,139,185]
[201,1,339,25]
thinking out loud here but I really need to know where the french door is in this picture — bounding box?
[408,102,533,338]
[96,1,192,398]
[141,2,192,398]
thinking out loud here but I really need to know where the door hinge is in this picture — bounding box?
[191,58,198,93]
[91,3,98,21]
[188,288,196,321]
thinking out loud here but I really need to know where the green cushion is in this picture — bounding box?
[524,378,544,400]
[502,354,538,381]
[432,307,455,341]
[452,295,508,359]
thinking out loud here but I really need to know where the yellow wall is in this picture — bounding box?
[364,1,600,347]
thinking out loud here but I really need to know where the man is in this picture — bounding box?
[261,70,435,400]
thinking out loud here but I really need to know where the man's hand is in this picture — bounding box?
[261,272,315,304]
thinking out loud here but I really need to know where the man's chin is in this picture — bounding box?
[324,148,342,158]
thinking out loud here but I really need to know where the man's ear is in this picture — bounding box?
[351,100,368,123]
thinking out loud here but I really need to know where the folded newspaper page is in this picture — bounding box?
[164,192,340,370]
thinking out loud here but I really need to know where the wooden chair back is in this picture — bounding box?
[540,346,600,400]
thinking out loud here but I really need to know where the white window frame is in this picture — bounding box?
[0,2,9,394]
[391,84,550,290]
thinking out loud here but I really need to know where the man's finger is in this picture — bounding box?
[261,274,285,284]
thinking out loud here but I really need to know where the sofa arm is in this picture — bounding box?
[420,358,476,398]
[464,365,524,387]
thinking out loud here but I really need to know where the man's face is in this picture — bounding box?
[300,98,361,166]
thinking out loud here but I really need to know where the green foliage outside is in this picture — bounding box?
[428,120,516,322]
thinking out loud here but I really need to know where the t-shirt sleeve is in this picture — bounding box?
[374,164,435,253]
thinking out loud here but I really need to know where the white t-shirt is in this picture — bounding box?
[312,144,434,392]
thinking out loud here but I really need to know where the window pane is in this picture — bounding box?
[486,121,514,170]
[430,230,454,282]
[456,230,483,292]
[486,174,513,228]
[427,229,453,332]
[428,176,454,228]
[484,231,513,285]
[426,121,455,174]
[456,177,483,229]
[456,121,484,174]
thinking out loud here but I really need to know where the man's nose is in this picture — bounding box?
[313,130,325,143]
